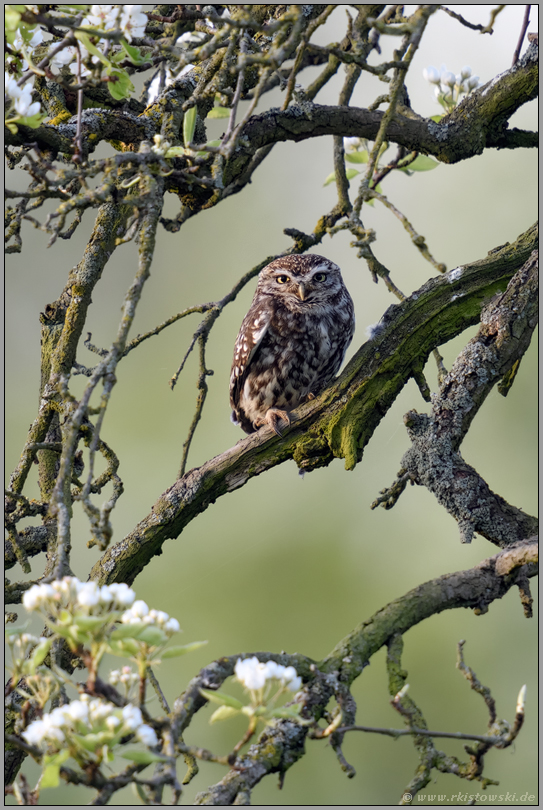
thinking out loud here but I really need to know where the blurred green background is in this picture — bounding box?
[5,5,538,805]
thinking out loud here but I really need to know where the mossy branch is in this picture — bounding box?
[90,224,537,587]
[183,539,537,805]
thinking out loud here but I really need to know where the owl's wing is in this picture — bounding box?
[229,309,271,408]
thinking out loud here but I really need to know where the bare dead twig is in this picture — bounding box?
[512,5,531,65]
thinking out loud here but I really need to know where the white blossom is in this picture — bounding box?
[235,657,267,690]
[122,703,144,731]
[22,719,48,746]
[137,724,158,746]
[120,5,148,41]
[130,600,149,619]
[106,715,121,730]
[164,617,180,634]
[441,71,456,88]
[176,31,207,46]
[422,65,440,84]
[235,657,302,693]
[21,582,55,611]
[460,65,472,79]
[77,582,100,608]
[87,5,121,29]
[108,582,136,607]
[281,666,302,692]
[89,700,113,722]
[466,75,480,90]
[66,701,89,722]
[263,660,283,680]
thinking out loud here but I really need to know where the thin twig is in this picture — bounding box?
[147,667,170,714]
[512,6,531,65]
[123,304,217,357]
[338,725,514,745]
[368,188,446,273]
[440,7,487,31]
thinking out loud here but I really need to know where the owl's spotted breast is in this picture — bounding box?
[230,254,355,435]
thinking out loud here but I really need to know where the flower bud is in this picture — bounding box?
[422,65,440,84]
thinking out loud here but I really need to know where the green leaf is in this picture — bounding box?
[111,622,147,640]
[41,750,70,789]
[4,623,30,638]
[134,626,166,646]
[121,750,169,765]
[5,8,22,34]
[108,638,141,657]
[345,150,369,164]
[193,139,222,157]
[17,113,47,129]
[207,106,230,119]
[72,731,111,752]
[27,638,52,671]
[164,146,187,158]
[430,114,444,123]
[210,705,241,723]
[73,614,108,630]
[407,155,439,171]
[183,106,197,148]
[44,622,72,639]
[323,167,360,187]
[120,39,151,66]
[106,68,135,101]
[161,641,208,659]
[199,688,244,709]
[75,31,110,67]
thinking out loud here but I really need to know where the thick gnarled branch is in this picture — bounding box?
[394,250,538,546]
[182,539,537,805]
[90,224,538,587]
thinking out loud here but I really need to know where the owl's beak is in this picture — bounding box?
[297,283,307,301]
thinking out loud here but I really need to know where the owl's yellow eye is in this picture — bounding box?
[276,275,290,284]
[314,272,327,282]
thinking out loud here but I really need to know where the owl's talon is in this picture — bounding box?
[257,408,290,437]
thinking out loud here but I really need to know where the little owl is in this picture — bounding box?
[230,254,355,436]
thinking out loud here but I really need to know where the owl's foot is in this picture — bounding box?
[256,408,291,437]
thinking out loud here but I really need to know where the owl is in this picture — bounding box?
[230,254,355,436]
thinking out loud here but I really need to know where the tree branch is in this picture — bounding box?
[90,224,538,586]
[187,539,537,804]
[396,250,538,546]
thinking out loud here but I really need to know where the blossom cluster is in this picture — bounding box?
[109,665,139,688]
[120,600,180,636]
[5,24,43,73]
[22,695,157,751]
[234,657,302,693]
[5,75,41,118]
[48,5,147,78]
[423,64,480,112]
[22,577,136,614]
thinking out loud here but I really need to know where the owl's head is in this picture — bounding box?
[257,254,346,310]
